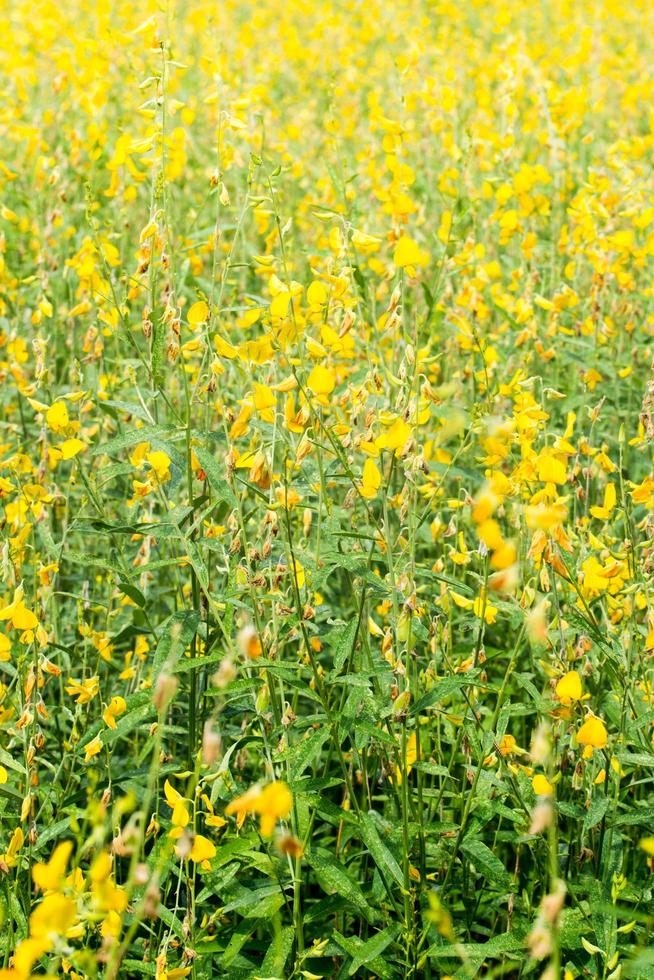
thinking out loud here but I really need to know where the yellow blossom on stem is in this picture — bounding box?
[576,715,608,754]
[84,735,103,763]
[555,670,583,706]
[225,780,292,836]
[102,695,127,729]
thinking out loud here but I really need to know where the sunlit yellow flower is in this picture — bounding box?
[225,780,292,836]
[576,715,608,754]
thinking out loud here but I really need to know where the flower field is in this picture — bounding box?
[1,0,654,976]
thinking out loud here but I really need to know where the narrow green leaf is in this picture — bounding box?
[349,924,400,975]
[359,810,404,889]
[306,850,375,921]
[194,445,237,508]
[411,676,476,715]
[261,924,294,977]
[460,837,511,888]
[277,728,330,781]
[330,619,358,677]
[153,610,200,681]
[584,795,610,832]
[91,425,176,458]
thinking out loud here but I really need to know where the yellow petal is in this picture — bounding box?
[59,438,86,460]
[46,401,70,434]
[393,235,429,269]
[555,671,582,705]
[360,458,381,499]
[307,365,336,396]
[187,300,209,326]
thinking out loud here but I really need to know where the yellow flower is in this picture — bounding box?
[359,458,381,499]
[576,715,608,751]
[0,589,39,631]
[0,826,24,868]
[146,451,172,484]
[532,774,554,796]
[29,893,76,941]
[375,417,411,456]
[274,486,302,509]
[164,780,190,838]
[351,229,382,253]
[33,841,74,893]
[0,632,11,662]
[307,365,336,397]
[590,482,617,521]
[395,732,418,785]
[535,453,567,485]
[102,695,127,730]
[455,591,499,625]
[187,300,209,326]
[5,936,52,977]
[483,599,498,624]
[525,500,567,531]
[58,437,87,460]
[65,676,99,704]
[393,235,429,270]
[290,557,305,590]
[237,624,263,660]
[253,383,277,422]
[84,735,103,763]
[214,332,238,359]
[45,400,70,434]
[225,780,292,836]
[555,671,582,706]
[499,734,520,756]
[188,834,216,868]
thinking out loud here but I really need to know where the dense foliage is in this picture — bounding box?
[0,1,653,977]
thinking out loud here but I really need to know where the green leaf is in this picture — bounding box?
[243,892,285,918]
[38,520,58,557]
[183,537,211,595]
[0,747,26,775]
[359,810,404,889]
[173,650,225,674]
[60,550,124,575]
[558,907,587,950]
[221,919,257,967]
[91,424,177,458]
[80,518,162,535]
[333,930,393,979]
[349,924,400,975]
[584,795,610,832]
[99,399,156,424]
[194,445,237,509]
[616,751,654,768]
[411,676,476,715]
[118,580,146,608]
[306,850,375,922]
[277,728,330,781]
[427,932,523,962]
[460,837,511,889]
[122,961,156,976]
[153,609,200,681]
[330,619,359,677]
[33,815,82,853]
[9,891,27,942]
[157,905,185,940]
[222,884,281,914]
[151,319,165,388]
[261,924,294,977]
[615,806,654,826]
